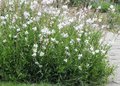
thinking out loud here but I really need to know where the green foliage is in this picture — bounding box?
[91,1,120,13]
[69,0,92,7]
[99,2,110,12]
[0,82,57,86]
[91,1,111,12]
[107,11,120,31]
[115,4,120,12]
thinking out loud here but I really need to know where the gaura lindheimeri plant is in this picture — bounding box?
[0,0,113,86]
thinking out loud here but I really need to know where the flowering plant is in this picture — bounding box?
[0,0,113,85]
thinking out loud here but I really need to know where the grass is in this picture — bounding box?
[0,82,58,86]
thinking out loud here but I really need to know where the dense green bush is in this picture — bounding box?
[115,4,120,12]
[98,2,111,12]
[91,1,111,12]
[91,1,120,13]
[68,0,120,13]
[0,0,113,86]
[107,11,120,31]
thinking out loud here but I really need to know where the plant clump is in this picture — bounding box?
[0,0,113,86]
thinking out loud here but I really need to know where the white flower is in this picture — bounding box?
[30,1,39,11]
[90,47,94,51]
[25,37,28,41]
[40,52,44,56]
[12,18,16,23]
[112,8,115,12]
[74,24,84,31]
[9,34,12,38]
[62,5,68,10]
[70,39,75,45]
[86,64,90,67]
[32,27,37,31]
[35,61,39,65]
[95,50,99,53]
[42,46,46,50]
[86,18,94,24]
[51,38,56,42]
[69,18,75,22]
[65,51,70,56]
[97,6,101,10]
[118,31,120,34]
[92,51,95,55]
[80,31,84,34]
[109,5,115,12]
[74,49,78,52]
[33,44,38,48]
[25,31,29,35]
[78,66,82,70]
[78,54,82,60]
[16,28,20,32]
[27,20,33,24]
[85,40,89,44]
[58,24,63,30]
[93,18,97,21]
[64,59,68,63]
[92,24,99,28]
[1,21,6,25]
[61,33,68,38]
[38,11,42,16]
[55,41,59,44]
[23,24,27,28]
[35,62,43,68]
[32,53,37,57]
[0,16,6,20]
[41,27,51,35]
[13,35,17,39]
[110,5,114,9]
[41,0,54,4]
[23,11,30,19]
[44,39,49,44]
[101,50,106,54]
[51,38,58,43]
[33,48,37,53]
[3,39,7,43]
[51,29,55,34]
[76,38,81,42]
[65,46,69,50]
[88,5,92,10]
[98,18,102,22]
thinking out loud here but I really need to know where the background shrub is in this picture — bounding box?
[69,0,92,7]
[107,11,120,31]
[91,1,111,12]
[115,4,120,12]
